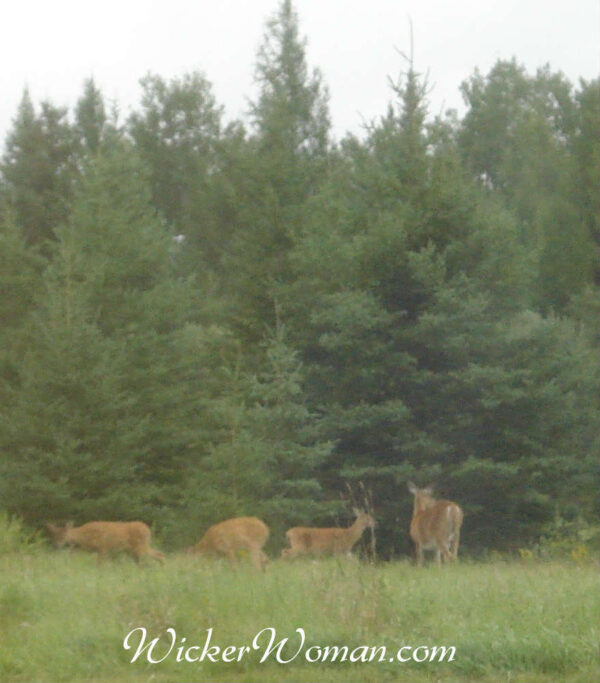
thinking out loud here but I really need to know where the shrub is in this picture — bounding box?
[0,511,43,554]
[535,514,600,562]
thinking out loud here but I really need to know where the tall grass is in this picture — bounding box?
[0,551,598,682]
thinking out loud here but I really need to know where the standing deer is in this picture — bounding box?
[187,517,270,571]
[281,509,376,559]
[407,482,463,566]
[46,521,165,565]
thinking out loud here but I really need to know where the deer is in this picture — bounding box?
[45,521,165,565]
[281,508,376,559]
[187,517,270,571]
[407,482,463,566]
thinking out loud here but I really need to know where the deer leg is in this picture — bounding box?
[451,529,461,560]
[150,548,166,564]
[225,549,237,569]
[415,544,424,567]
[250,548,268,571]
[249,549,260,571]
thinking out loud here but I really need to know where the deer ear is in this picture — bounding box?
[352,507,361,517]
[407,481,417,494]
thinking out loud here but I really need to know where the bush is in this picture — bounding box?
[535,514,600,562]
[0,511,43,554]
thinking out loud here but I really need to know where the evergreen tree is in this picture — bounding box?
[1,91,77,247]
[0,215,44,334]
[248,323,333,526]
[251,0,330,202]
[75,78,109,154]
[224,0,331,336]
[0,215,44,427]
[175,321,333,550]
[0,142,210,528]
[284,63,597,554]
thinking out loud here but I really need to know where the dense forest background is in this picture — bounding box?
[1,0,598,558]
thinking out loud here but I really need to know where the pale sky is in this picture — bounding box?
[1,0,599,145]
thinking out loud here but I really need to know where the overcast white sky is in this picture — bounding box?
[1,0,599,144]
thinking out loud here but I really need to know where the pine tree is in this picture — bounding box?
[282,61,598,554]
[248,322,332,526]
[174,321,333,550]
[75,78,108,154]
[1,90,77,247]
[0,142,211,528]
[224,0,331,337]
[0,215,44,429]
[251,0,330,204]
[0,215,44,334]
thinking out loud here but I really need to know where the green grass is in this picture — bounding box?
[0,552,598,682]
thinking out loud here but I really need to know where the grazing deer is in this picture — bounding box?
[188,517,270,571]
[46,521,165,565]
[281,509,376,559]
[407,482,463,566]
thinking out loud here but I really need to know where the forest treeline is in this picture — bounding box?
[1,0,598,557]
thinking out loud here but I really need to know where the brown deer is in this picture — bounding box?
[46,521,165,565]
[187,517,270,571]
[281,509,376,559]
[407,482,463,566]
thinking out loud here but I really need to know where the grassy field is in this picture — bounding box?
[0,551,598,683]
